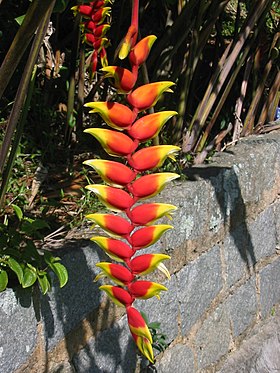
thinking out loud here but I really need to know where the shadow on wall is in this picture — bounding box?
[184,165,257,270]
[30,240,138,373]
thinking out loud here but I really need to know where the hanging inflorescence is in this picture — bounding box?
[82,0,180,363]
[72,0,111,77]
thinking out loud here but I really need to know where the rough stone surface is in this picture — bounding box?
[212,134,279,207]
[0,288,38,373]
[273,200,280,246]
[72,317,137,373]
[226,277,257,337]
[260,257,280,317]
[177,246,223,334]
[224,225,252,287]
[195,305,231,369]
[218,312,280,373]
[158,178,211,251]
[248,206,276,262]
[49,361,76,373]
[41,242,105,350]
[156,344,194,373]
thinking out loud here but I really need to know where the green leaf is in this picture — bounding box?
[12,204,23,221]
[38,274,51,295]
[68,114,76,128]
[15,15,25,26]
[44,251,53,265]
[23,241,41,262]
[149,322,161,330]
[53,0,68,13]
[153,343,166,353]
[22,266,37,288]
[4,248,21,259]
[140,311,149,324]
[31,219,50,231]
[0,270,8,291]
[7,257,23,284]
[51,262,68,288]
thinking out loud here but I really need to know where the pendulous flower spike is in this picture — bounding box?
[83,2,179,360]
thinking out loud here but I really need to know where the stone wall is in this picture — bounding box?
[1,132,280,373]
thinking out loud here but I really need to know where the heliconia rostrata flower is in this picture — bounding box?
[83,0,180,364]
[72,0,111,76]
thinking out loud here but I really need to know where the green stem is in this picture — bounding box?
[65,13,81,145]
[0,1,55,208]
[0,0,56,175]
[0,66,37,209]
[0,0,55,100]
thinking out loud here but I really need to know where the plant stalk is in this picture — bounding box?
[0,0,55,100]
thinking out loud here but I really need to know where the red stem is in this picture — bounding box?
[131,0,139,46]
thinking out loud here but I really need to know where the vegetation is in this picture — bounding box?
[0,0,279,295]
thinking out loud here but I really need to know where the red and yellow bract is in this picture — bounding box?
[127,82,175,112]
[101,66,137,93]
[128,173,180,199]
[130,254,171,278]
[84,102,135,130]
[84,128,136,156]
[127,306,153,343]
[99,285,134,307]
[130,225,173,249]
[128,111,177,142]
[95,262,135,286]
[129,281,167,300]
[85,184,134,211]
[129,35,157,66]
[86,213,133,237]
[83,159,136,187]
[90,236,134,262]
[128,145,181,171]
[129,203,176,225]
